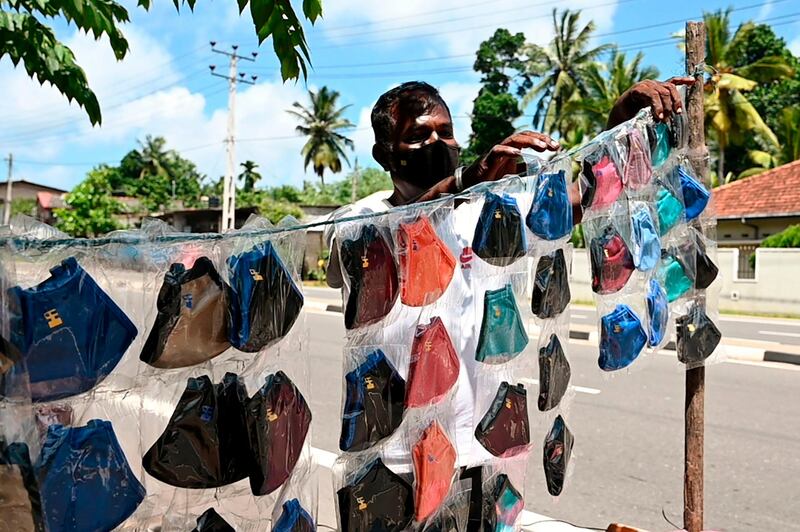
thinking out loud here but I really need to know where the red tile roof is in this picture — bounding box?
[713,159,800,219]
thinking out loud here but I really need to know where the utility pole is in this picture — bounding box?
[209,42,258,232]
[3,154,12,225]
[351,157,360,204]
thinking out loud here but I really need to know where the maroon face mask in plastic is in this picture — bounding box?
[475,382,530,458]
[406,317,459,408]
[590,228,635,295]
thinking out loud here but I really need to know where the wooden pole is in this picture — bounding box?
[684,21,707,532]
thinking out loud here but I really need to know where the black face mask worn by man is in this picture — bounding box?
[392,140,460,192]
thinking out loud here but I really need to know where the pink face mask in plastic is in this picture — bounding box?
[623,128,653,190]
[590,155,623,208]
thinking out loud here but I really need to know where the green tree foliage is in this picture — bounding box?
[288,86,355,186]
[54,166,124,237]
[11,198,36,217]
[465,29,533,162]
[112,135,203,212]
[238,160,262,192]
[760,224,800,248]
[523,9,612,137]
[0,0,323,125]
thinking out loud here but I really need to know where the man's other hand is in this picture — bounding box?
[462,131,560,189]
[607,77,696,129]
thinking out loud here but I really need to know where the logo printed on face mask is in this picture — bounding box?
[424,340,433,352]
[505,398,512,409]
[361,256,369,268]
[460,247,473,269]
[364,376,376,390]
[43,309,63,328]
[357,497,368,511]
[494,306,502,318]
[266,408,278,422]
[494,209,502,219]
[182,293,193,309]
[249,268,264,281]
[200,405,214,422]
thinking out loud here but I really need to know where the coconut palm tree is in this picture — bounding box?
[522,9,613,137]
[238,160,262,192]
[702,10,794,182]
[563,50,659,136]
[288,87,355,187]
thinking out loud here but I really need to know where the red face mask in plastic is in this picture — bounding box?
[590,228,635,295]
[397,216,456,307]
[406,317,460,408]
[412,421,457,522]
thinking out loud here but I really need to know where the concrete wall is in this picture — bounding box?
[569,247,800,315]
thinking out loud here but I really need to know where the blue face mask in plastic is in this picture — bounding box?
[658,255,693,302]
[630,206,661,271]
[273,499,315,532]
[36,420,145,532]
[473,192,527,267]
[651,122,671,167]
[655,187,684,236]
[7,257,137,403]
[646,280,669,347]
[599,305,647,371]
[476,284,529,364]
[678,166,710,221]
[527,170,573,240]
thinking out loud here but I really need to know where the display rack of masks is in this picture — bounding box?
[0,107,720,532]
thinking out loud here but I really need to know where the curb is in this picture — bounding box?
[315,306,800,366]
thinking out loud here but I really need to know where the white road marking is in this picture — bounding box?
[520,378,601,395]
[758,330,800,338]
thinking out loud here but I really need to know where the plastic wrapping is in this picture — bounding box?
[472,192,527,266]
[474,382,530,458]
[336,457,414,531]
[412,420,457,522]
[542,415,574,497]
[396,214,456,307]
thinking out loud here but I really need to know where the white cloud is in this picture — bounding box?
[437,80,480,144]
[791,36,800,57]
[757,0,775,21]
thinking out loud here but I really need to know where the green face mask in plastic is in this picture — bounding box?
[476,284,529,364]
[656,188,684,236]
[652,122,671,167]
[658,256,693,302]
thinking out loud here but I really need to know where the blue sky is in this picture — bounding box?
[0,0,798,192]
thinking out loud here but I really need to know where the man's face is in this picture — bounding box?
[391,102,458,154]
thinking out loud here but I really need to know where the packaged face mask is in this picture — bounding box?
[581,154,623,210]
[340,224,399,329]
[693,234,719,290]
[227,242,304,352]
[397,216,456,307]
[472,192,527,266]
[412,421,457,522]
[676,304,722,365]
[337,458,414,532]
[340,350,406,452]
[476,285,529,364]
[655,187,685,236]
[140,257,230,369]
[192,508,235,532]
[36,420,145,532]
[651,122,671,167]
[8,257,137,402]
[669,113,688,150]
[630,205,661,272]
[646,279,669,348]
[406,317,459,408]
[658,255,693,303]
[482,474,524,532]
[589,227,635,295]
[526,170,573,240]
[0,442,45,532]
[273,499,316,532]
[543,415,574,497]
[599,305,647,371]
[538,334,571,412]
[678,166,710,221]
[623,128,653,189]
[143,373,251,489]
[246,371,312,496]
[475,382,530,458]
[531,248,571,320]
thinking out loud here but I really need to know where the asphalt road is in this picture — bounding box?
[304,307,800,532]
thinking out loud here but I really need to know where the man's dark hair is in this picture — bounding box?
[371,81,451,151]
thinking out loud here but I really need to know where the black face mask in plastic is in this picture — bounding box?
[246,371,312,496]
[676,304,722,365]
[482,474,524,532]
[340,224,399,329]
[337,458,414,532]
[0,441,45,532]
[531,248,571,319]
[141,257,230,369]
[538,334,571,412]
[472,192,527,267]
[227,242,304,352]
[392,140,460,191]
[340,349,406,452]
[543,415,574,497]
[192,508,235,532]
[693,233,719,290]
[143,373,252,489]
[475,382,530,458]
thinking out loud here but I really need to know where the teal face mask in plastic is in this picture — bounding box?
[476,284,529,364]
[656,188,684,236]
[658,255,693,302]
[652,122,671,167]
